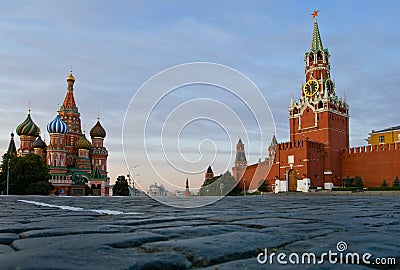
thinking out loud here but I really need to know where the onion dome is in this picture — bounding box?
[90,120,106,138]
[66,70,75,82]
[16,113,40,137]
[75,134,92,150]
[47,115,68,134]
[33,135,46,149]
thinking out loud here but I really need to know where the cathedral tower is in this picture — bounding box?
[33,135,46,159]
[46,115,68,175]
[89,119,108,176]
[58,71,82,167]
[16,110,40,156]
[288,11,349,185]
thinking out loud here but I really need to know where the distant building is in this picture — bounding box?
[184,178,190,196]
[147,182,167,196]
[175,190,185,196]
[205,166,214,180]
[367,126,400,145]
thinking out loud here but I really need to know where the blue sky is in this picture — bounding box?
[1,1,399,191]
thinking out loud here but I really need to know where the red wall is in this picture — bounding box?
[341,143,400,187]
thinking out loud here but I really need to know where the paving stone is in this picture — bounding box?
[145,224,258,239]
[11,231,167,250]
[19,225,132,238]
[0,244,15,254]
[0,233,19,244]
[141,231,302,267]
[199,258,372,269]
[0,195,398,269]
[0,246,191,270]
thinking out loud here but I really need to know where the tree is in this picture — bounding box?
[392,176,400,187]
[381,179,388,188]
[344,177,354,187]
[0,153,52,195]
[26,181,54,195]
[354,175,364,188]
[258,179,270,193]
[199,171,242,196]
[85,184,93,196]
[112,175,130,196]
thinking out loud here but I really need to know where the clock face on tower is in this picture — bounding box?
[325,78,335,95]
[303,79,319,97]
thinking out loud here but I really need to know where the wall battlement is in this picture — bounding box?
[343,142,400,155]
[278,139,324,151]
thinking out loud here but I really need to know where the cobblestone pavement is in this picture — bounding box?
[0,195,399,269]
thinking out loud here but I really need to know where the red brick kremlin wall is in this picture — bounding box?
[340,143,400,187]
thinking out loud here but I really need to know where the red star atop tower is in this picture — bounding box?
[312,10,319,19]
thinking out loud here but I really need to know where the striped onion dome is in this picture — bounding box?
[47,115,68,134]
[75,134,92,150]
[33,135,46,149]
[90,120,106,138]
[16,113,40,137]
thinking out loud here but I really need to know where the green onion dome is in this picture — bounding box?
[33,135,46,149]
[16,113,40,137]
[75,134,92,150]
[90,120,106,138]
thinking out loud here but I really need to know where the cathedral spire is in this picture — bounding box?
[60,70,78,113]
[7,132,17,156]
[310,10,324,53]
[184,178,190,196]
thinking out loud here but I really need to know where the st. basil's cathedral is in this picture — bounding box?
[7,71,109,196]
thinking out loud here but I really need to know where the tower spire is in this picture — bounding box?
[7,132,17,156]
[184,178,190,196]
[310,10,323,52]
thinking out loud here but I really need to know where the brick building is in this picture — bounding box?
[7,71,110,196]
[232,11,399,192]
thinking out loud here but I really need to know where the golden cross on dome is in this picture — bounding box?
[312,10,319,19]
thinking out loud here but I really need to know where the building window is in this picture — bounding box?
[398,134,400,142]
[379,135,385,143]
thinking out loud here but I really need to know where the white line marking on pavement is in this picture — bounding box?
[18,200,142,215]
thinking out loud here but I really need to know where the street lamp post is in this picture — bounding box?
[6,159,10,195]
[126,174,132,196]
[128,165,140,197]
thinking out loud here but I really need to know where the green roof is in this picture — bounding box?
[310,18,324,53]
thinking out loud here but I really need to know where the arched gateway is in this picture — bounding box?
[288,169,297,192]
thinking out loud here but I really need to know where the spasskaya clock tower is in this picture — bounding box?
[288,10,349,186]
